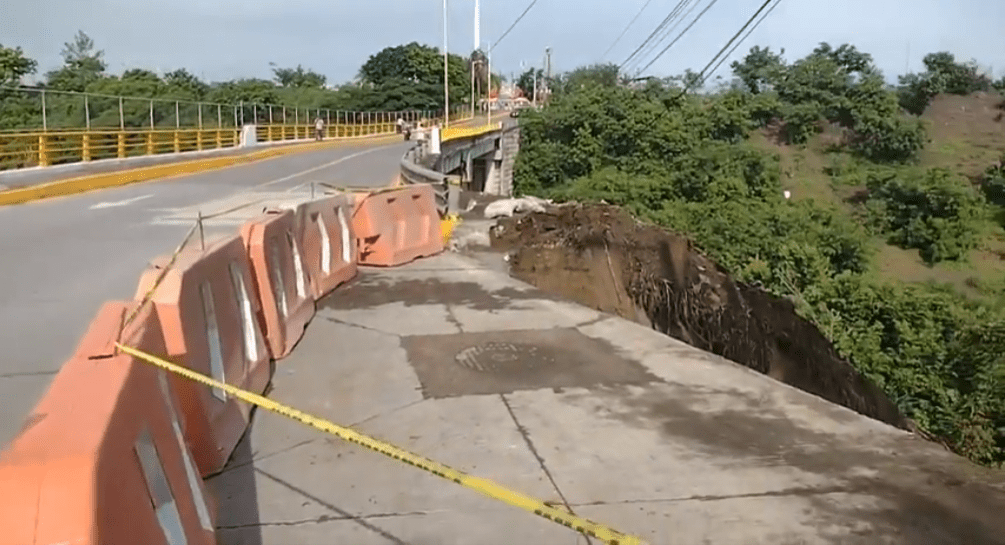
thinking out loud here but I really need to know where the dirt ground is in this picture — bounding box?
[489,202,909,430]
[921,92,1005,179]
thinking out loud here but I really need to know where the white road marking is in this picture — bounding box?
[254,145,395,189]
[147,143,397,227]
[90,194,153,209]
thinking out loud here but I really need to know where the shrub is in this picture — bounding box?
[848,113,928,163]
[981,155,1005,206]
[866,168,986,263]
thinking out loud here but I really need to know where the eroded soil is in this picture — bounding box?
[489,202,909,430]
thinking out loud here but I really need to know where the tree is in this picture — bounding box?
[272,64,327,88]
[359,42,439,86]
[471,49,489,95]
[730,46,786,94]
[357,43,472,108]
[516,68,543,101]
[0,44,37,86]
[898,52,994,115]
[164,69,208,99]
[557,63,621,94]
[46,31,106,92]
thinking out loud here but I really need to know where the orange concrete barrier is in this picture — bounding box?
[135,234,271,477]
[0,301,216,545]
[240,208,316,359]
[296,194,358,298]
[353,184,444,266]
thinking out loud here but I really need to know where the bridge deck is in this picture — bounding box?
[206,249,1005,545]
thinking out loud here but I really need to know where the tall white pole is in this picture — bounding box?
[474,0,481,51]
[473,0,480,120]
[487,44,492,126]
[443,0,450,128]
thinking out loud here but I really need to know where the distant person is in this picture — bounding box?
[396,117,404,134]
[314,117,325,141]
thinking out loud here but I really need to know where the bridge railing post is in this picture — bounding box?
[37,135,49,167]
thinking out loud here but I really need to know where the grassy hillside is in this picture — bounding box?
[751,91,1005,304]
[513,45,1005,467]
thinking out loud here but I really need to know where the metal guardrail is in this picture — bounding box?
[0,111,476,172]
[441,123,503,143]
[399,122,509,216]
[400,143,453,216]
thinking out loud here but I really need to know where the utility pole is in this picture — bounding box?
[532,70,537,106]
[545,47,552,81]
[544,47,552,100]
[487,45,492,126]
[443,0,450,128]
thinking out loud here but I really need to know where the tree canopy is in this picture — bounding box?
[0,33,499,132]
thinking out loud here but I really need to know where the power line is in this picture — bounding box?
[624,0,703,75]
[601,0,657,60]
[637,0,722,74]
[619,0,690,70]
[492,0,541,51]
[699,0,782,86]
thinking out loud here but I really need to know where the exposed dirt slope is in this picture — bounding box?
[490,202,909,430]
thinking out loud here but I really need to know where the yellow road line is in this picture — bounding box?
[0,134,403,207]
[116,343,649,545]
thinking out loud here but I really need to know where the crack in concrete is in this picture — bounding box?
[216,398,428,476]
[217,509,432,529]
[499,394,593,545]
[567,485,857,507]
[322,316,401,337]
[444,304,464,333]
[213,439,317,477]
[0,370,58,379]
[573,315,610,329]
[254,467,413,544]
[365,267,490,273]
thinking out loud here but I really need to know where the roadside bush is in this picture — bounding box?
[779,101,823,144]
[981,155,1005,206]
[866,168,986,263]
[848,113,928,163]
[803,275,1005,466]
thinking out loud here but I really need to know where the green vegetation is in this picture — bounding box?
[0,33,494,131]
[515,43,1005,467]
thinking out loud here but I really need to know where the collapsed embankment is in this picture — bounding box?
[488,202,909,430]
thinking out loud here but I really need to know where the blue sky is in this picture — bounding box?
[2,0,1003,85]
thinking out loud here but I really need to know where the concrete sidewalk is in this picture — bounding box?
[207,251,1005,545]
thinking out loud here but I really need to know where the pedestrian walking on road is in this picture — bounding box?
[314,117,325,141]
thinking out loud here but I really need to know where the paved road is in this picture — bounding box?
[0,139,410,448]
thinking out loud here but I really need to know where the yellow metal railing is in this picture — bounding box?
[0,112,479,172]
[0,128,243,170]
[442,122,503,142]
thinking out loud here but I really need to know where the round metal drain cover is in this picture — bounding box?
[454,342,554,373]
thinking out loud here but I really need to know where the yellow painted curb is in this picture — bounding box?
[0,133,403,206]
[440,214,462,245]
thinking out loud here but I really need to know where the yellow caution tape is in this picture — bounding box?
[116,343,648,545]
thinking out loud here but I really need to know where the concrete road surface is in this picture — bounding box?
[210,250,1005,545]
[0,139,410,448]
